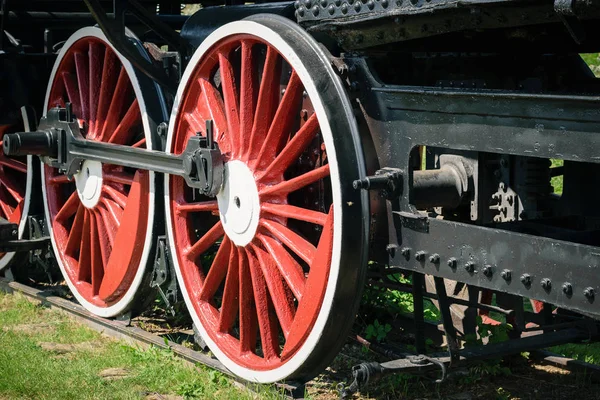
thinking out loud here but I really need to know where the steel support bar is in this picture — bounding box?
[68,139,186,176]
[392,215,600,318]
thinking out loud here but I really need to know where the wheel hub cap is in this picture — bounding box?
[216,160,260,246]
[75,160,103,208]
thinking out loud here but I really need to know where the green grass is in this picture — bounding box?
[0,291,285,400]
[581,53,600,77]
[551,342,600,366]
[550,159,564,195]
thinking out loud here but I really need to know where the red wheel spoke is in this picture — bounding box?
[89,213,104,295]
[104,170,134,186]
[184,221,224,261]
[256,71,303,166]
[260,219,316,265]
[132,138,146,148]
[175,200,218,215]
[88,42,104,136]
[93,210,111,266]
[108,99,141,144]
[199,237,231,300]
[0,155,27,173]
[199,79,229,147]
[95,48,119,136]
[61,72,81,118]
[55,192,79,222]
[77,210,92,282]
[66,205,85,256]
[74,51,90,123]
[218,52,240,156]
[260,164,330,197]
[48,174,70,185]
[183,112,204,135]
[96,203,118,248]
[0,190,14,219]
[99,67,131,142]
[238,249,258,354]
[247,47,281,159]
[246,248,280,360]
[239,41,256,156]
[218,243,240,333]
[0,173,23,202]
[258,233,306,301]
[282,208,334,357]
[99,197,123,230]
[260,113,319,179]
[251,243,295,339]
[102,185,127,209]
[261,202,327,226]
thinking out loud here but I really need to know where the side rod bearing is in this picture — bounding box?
[3,105,224,197]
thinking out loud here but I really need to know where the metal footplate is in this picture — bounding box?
[2,105,224,197]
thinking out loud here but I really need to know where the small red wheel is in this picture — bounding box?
[165,16,369,382]
[0,126,33,270]
[42,27,166,317]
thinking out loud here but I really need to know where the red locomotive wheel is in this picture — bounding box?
[165,15,368,382]
[0,126,32,270]
[42,27,164,317]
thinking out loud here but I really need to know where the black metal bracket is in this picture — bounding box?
[150,236,178,316]
[82,0,190,92]
[353,167,403,199]
[3,105,225,196]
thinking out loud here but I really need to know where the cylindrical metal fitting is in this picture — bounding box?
[3,130,58,157]
[412,163,468,209]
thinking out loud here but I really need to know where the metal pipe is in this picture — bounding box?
[412,164,466,209]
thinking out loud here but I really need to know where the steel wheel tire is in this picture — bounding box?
[41,27,166,318]
[165,15,369,383]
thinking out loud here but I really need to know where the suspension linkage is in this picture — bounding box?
[2,105,224,197]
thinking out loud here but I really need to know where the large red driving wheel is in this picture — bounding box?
[0,126,32,270]
[42,27,165,317]
[165,15,368,382]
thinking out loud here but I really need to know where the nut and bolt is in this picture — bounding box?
[520,273,532,287]
[386,244,398,258]
[447,258,457,269]
[429,254,440,264]
[562,282,573,296]
[541,278,552,291]
[400,247,411,258]
[465,261,475,273]
[501,269,512,281]
[584,287,595,300]
[482,265,493,277]
[415,251,427,261]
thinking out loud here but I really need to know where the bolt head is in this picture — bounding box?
[483,265,493,277]
[447,258,457,268]
[584,287,595,300]
[520,274,532,287]
[501,269,512,281]
[415,251,426,261]
[465,261,475,273]
[429,254,440,264]
[562,282,573,296]
[541,278,552,291]
[400,247,410,258]
[386,244,398,257]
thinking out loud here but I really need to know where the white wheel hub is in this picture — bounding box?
[216,160,260,246]
[75,160,103,208]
